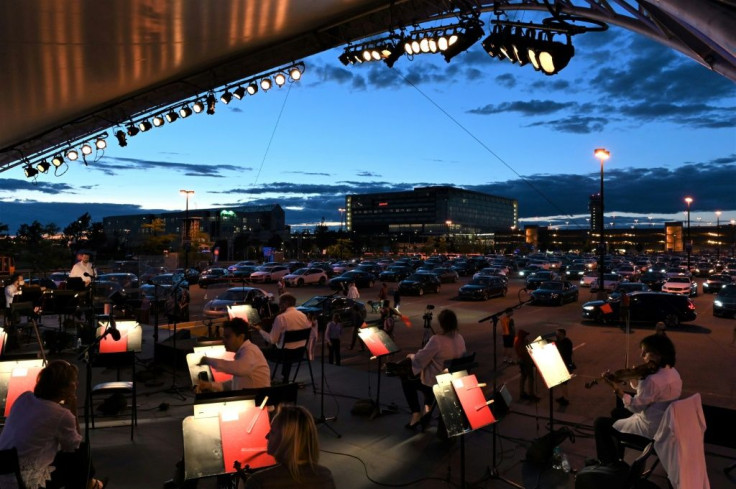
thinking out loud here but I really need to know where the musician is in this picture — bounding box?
[593,334,681,464]
[4,272,23,309]
[69,250,95,286]
[196,318,270,392]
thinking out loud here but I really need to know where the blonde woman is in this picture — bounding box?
[244,405,335,488]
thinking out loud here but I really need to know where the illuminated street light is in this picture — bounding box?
[338,208,346,232]
[684,196,693,269]
[594,148,610,299]
[715,210,722,260]
[180,189,195,270]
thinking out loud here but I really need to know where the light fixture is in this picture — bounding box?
[260,78,272,91]
[127,124,140,137]
[139,120,152,132]
[233,86,246,100]
[179,106,193,118]
[274,73,287,87]
[67,148,79,161]
[246,82,258,95]
[152,114,165,127]
[36,160,51,173]
[51,154,64,167]
[289,66,302,80]
[402,19,482,63]
[24,165,38,178]
[115,130,127,147]
[220,90,233,104]
[340,38,403,68]
[534,33,574,75]
[192,100,205,113]
[165,110,179,123]
[95,137,107,149]
[206,94,216,115]
[81,143,93,156]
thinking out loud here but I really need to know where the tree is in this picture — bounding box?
[141,217,166,236]
[63,213,93,249]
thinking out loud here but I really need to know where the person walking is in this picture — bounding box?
[347,282,360,300]
[515,329,539,402]
[554,328,574,406]
[325,314,343,366]
[378,283,388,303]
[348,304,365,351]
[500,308,515,364]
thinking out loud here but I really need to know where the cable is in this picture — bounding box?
[251,83,293,188]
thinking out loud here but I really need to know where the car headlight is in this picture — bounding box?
[714,300,723,307]
[550,293,559,298]
[583,305,596,311]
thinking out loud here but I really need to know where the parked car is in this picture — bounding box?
[202,286,274,319]
[379,265,413,282]
[140,266,168,283]
[97,273,139,289]
[614,264,639,281]
[590,273,624,292]
[579,270,599,288]
[140,273,189,300]
[354,263,382,278]
[430,266,459,283]
[398,272,441,296]
[565,264,587,280]
[640,271,668,291]
[713,284,736,318]
[608,282,650,302]
[175,268,200,283]
[227,261,258,272]
[197,267,233,288]
[49,271,70,288]
[230,265,258,280]
[297,295,366,328]
[661,276,697,297]
[282,267,328,287]
[582,291,696,327]
[328,270,376,290]
[249,265,290,284]
[330,261,356,275]
[457,276,507,301]
[525,270,559,290]
[530,281,579,306]
[702,274,733,294]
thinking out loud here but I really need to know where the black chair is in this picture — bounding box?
[196,382,299,408]
[444,352,477,373]
[270,328,315,391]
[0,447,26,489]
[89,350,137,440]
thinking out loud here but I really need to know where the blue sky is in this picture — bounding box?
[1,24,735,234]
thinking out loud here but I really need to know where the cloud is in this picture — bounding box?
[286,171,332,177]
[0,178,75,194]
[89,156,248,177]
[468,99,575,116]
[356,171,380,177]
[526,115,608,133]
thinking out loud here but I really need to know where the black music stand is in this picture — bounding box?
[434,371,497,489]
[527,336,572,432]
[357,326,399,419]
[315,322,340,437]
[164,279,189,400]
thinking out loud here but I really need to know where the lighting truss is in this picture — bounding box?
[403,18,483,63]
[339,36,403,68]
[14,62,305,179]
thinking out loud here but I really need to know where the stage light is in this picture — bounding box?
[233,86,246,100]
[115,130,127,147]
[441,19,484,62]
[24,165,38,178]
[260,78,272,91]
[289,66,302,80]
[206,94,216,114]
[246,82,258,95]
[95,137,107,150]
[535,33,574,75]
[81,143,93,156]
[36,160,51,173]
[179,106,193,118]
[341,38,403,68]
[52,154,64,167]
[165,110,178,123]
[67,148,79,161]
[274,73,286,87]
[139,120,152,132]
[220,90,233,104]
[152,114,165,127]
[192,100,205,113]
[127,124,139,137]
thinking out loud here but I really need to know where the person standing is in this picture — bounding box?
[277,277,286,296]
[499,308,515,364]
[257,293,311,383]
[393,287,401,311]
[347,282,360,300]
[325,313,343,366]
[554,328,574,406]
[378,283,388,303]
[4,272,23,310]
[515,329,539,402]
[69,250,96,286]
[197,318,271,392]
[348,304,365,351]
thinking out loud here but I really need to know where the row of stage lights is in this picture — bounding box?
[22,62,305,179]
[339,17,585,76]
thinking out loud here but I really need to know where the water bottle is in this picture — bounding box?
[561,453,571,473]
[552,446,562,470]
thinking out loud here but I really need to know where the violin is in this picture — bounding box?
[584,361,659,389]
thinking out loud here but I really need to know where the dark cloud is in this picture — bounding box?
[356,171,380,177]
[90,156,247,177]
[286,171,332,177]
[468,99,575,116]
[526,115,608,133]
[0,178,75,194]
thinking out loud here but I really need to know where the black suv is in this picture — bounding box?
[398,272,441,296]
[582,291,696,328]
[297,296,366,328]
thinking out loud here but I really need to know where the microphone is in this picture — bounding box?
[83,272,90,277]
[109,325,121,341]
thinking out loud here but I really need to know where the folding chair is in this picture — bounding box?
[0,447,26,489]
[270,328,314,391]
[445,352,478,373]
[90,350,138,440]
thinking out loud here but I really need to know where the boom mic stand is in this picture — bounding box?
[315,323,341,438]
[474,291,531,489]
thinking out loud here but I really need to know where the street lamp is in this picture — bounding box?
[180,189,195,270]
[715,210,722,260]
[684,196,693,269]
[338,208,346,232]
[594,148,610,298]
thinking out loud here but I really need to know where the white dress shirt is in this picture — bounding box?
[202,340,271,390]
[70,260,96,285]
[265,306,312,349]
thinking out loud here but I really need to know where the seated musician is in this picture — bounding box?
[0,360,108,489]
[593,334,681,464]
[395,308,466,431]
[196,318,271,392]
[4,272,24,325]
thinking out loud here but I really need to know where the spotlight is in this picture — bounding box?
[67,148,79,161]
[341,38,403,68]
[179,106,193,118]
[165,110,178,123]
[233,86,246,100]
[127,124,139,137]
[139,120,152,132]
[274,73,287,87]
[24,165,39,178]
[152,114,165,127]
[260,78,272,91]
[441,19,484,62]
[220,90,233,104]
[206,94,216,115]
[51,154,64,167]
[81,143,93,156]
[95,137,107,150]
[246,82,258,95]
[115,130,128,147]
[36,160,51,173]
[192,100,205,113]
[289,66,302,80]
[535,33,574,75]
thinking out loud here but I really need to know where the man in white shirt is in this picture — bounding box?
[4,272,23,309]
[258,293,311,383]
[197,318,270,392]
[69,251,96,286]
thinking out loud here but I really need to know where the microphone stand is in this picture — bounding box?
[474,291,531,489]
[79,323,119,446]
[315,323,341,438]
[164,275,188,400]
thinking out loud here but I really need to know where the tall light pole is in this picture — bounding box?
[338,208,346,232]
[594,148,610,298]
[684,196,693,270]
[180,189,195,270]
[714,210,721,260]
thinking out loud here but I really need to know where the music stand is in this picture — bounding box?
[183,395,276,481]
[433,371,497,489]
[0,328,7,357]
[0,359,45,418]
[186,344,235,387]
[527,337,572,432]
[227,304,261,326]
[357,326,399,418]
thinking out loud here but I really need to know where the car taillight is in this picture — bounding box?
[688,300,695,310]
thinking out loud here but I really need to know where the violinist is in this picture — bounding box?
[593,334,681,464]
